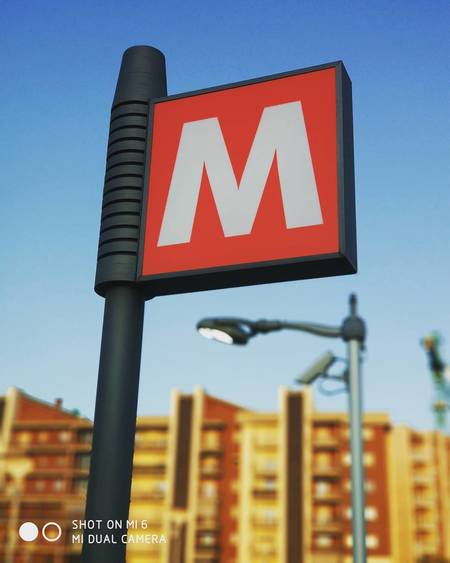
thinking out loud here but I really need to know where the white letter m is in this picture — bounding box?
[157,101,323,246]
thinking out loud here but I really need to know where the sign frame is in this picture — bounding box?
[137,60,356,298]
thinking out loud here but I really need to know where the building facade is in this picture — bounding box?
[0,386,449,563]
[0,387,91,563]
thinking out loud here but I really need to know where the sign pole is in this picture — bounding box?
[83,46,167,563]
[82,287,144,561]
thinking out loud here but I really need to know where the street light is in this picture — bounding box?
[197,294,367,563]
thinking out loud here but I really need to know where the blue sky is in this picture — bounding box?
[1,1,449,430]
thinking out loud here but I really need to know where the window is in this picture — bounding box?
[17,432,31,445]
[315,534,333,548]
[315,481,330,497]
[199,533,216,546]
[343,427,375,440]
[262,509,277,524]
[56,457,67,467]
[74,479,88,494]
[366,534,379,549]
[316,427,332,440]
[344,506,378,521]
[316,506,332,524]
[263,477,276,490]
[254,538,276,555]
[343,452,375,467]
[36,457,48,468]
[203,431,221,449]
[38,432,49,443]
[365,480,376,493]
[78,430,92,444]
[59,431,71,443]
[316,452,332,467]
[255,431,278,447]
[263,459,277,472]
[152,482,167,497]
[344,479,376,492]
[365,507,378,521]
[201,459,220,475]
[342,453,351,466]
[53,480,65,492]
[201,482,217,498]
[364,452,375,467]
[35,480,45,492]
[77,455,90,470]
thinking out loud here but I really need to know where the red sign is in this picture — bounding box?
[138,62,356,296]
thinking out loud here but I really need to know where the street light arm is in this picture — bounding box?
[251,319,342,338]
[277,321,342,339]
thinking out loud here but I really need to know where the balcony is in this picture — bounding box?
[313,437,340,450]
[411,450,431,465]
[135,440,168,451]
[414,540,439,554]
[415,497,435,508]
[201,441,223,455]
[196,531,220,550]
[254,438,278,450]
[200,466,222,479]
[133,487,166,501]
[413,474,434,486]
[312,519,343,534]
[198,497,220,510]
[313,492,342,504]
[252,487,277,499]
[255,465,278,478]
[252,543,277,557]
[197,517,220,531]
[415,520,436,532]
[137,463,166,475]
[252,515,278,528]
[9,442,92,455]
[313,465,341,479]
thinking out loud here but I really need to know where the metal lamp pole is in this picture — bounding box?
[342,295,367,563]
[197,294,367,563]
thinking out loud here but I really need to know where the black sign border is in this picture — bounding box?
[137,61,356,298]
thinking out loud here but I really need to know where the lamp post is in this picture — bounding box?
[197,294,367,563]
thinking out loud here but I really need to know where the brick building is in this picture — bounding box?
[0,386,449,563]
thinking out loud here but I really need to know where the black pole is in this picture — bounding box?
[83,46,167,562]
[82,287,144,561]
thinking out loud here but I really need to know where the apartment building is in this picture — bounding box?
[390,426,450,562]
[0,386,449,563]
[236,390,394,563]
[0,387,91,563]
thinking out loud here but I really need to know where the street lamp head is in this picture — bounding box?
[295,350,336,385]
[196,318,255,345]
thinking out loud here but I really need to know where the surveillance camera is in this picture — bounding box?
[295,350,336,385]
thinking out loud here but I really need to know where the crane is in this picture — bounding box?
[421,332,450,431]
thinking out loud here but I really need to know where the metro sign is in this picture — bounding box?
[138,61,356,296]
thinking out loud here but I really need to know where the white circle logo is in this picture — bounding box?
[42,522,62,542]
[19,522,39,542]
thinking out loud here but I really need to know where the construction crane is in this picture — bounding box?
[421,332,450,431]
